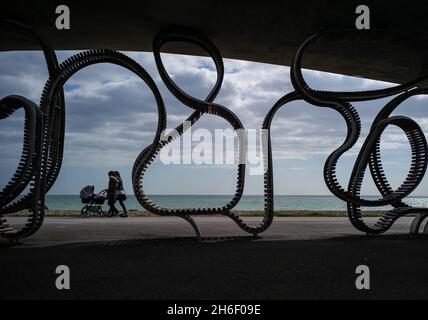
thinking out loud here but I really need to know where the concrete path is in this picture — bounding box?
[1,217,427,299]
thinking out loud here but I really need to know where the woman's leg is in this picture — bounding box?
[118,198,127,216]
[108,196,118,216]
[108,204,117,216]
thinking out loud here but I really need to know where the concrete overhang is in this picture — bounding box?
[2,0,428,85]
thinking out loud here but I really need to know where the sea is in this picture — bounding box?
[45,195,428,211]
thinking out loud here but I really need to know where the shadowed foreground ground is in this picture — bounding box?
[0,217,427,299]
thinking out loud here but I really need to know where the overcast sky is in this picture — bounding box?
[0,50,427,196]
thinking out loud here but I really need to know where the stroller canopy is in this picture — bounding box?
[80,185,95,200]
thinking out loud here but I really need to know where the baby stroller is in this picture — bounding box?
[79,185,108,217]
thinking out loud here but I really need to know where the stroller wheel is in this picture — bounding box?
[97,207,105,217]
[80,208,89,217]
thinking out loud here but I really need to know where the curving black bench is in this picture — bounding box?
[1,21,427,240]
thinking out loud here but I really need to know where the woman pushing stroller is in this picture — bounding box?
[107,170,128,217]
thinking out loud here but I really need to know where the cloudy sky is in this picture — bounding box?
[0,50,427,196]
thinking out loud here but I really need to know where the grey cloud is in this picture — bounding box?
[1,49,427,171]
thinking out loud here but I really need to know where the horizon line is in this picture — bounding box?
[47,194,428,197]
